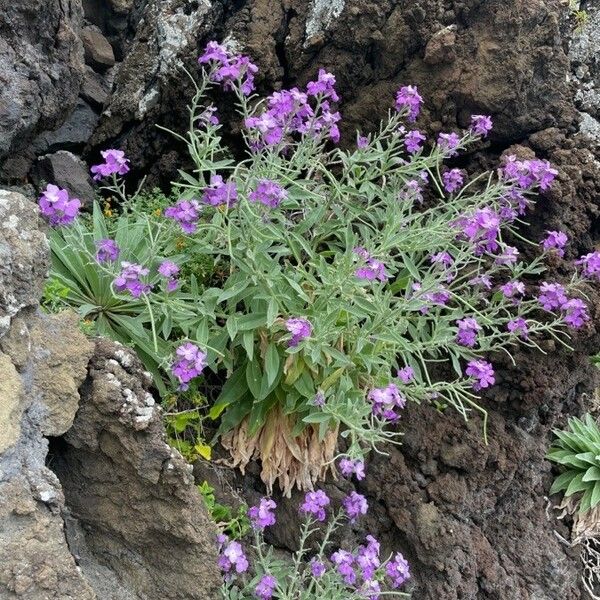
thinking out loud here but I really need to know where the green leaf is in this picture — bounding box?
[264,344,280,387]
[246,360,263,399]
[550,470,577,495]
[210,365,248,419]
[592,481,600,510]
[565,473,589,497]
[242,331,254,361]
[583,466,600,482]
[266,298,278,327]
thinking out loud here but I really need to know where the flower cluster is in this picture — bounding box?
[248,497,277,530]
[456,317,481,348]
[202,175,238,207]
[368,384,406,421]
[300,490,330,522]
[95,239,120,263]
[395,85,423,121]
[354,247,389,282]
[576,251,600,280]
[158,260,180,292]
[165,199,201,233]
[501,155,558,190]
[465,359,495,391]
[90,149,130,180]
[171,342,207,390]
[198,41,258,96]
[113,262,151,298]
[249,179,287,208]
[38,184,81,226]
[219,486,410,599]
[285,317,312,347]
[541,230,568,257]
[339,457,366,480]
[243,69,341,147]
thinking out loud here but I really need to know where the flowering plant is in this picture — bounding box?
[219,490,410,599]
[44,40,594,493]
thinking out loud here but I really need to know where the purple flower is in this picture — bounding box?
[457,207,500,254]
[456,318,481,348]
[249,179,287,208]
[171,342,207,391]
[442,169,464,193]
[199,42,258,96]
[113,262,151,298]
[285,317,312,347]
[562,298,589,329]
[356,259,388,282]
[255,575,277,600]
[199,106,219,126]
[386,552,410,588]
[38,184,81,226]
[248,498,277,530]
[357,134,369,149]
[331,550,356,585]
[356,536,380,581]
[165,199,201,234]
[339,458,365,481]
[576,252,600,281]
[466,359,495,391]
[395,85,423,122]
[397,366,414,383]
[199,41,229,64]
[470,115,493,137]
[430,252,453,268]
[368,383,406,421]
[166,278,179,292]
[95,239,119,263]
[313,391,325,407]
[218,540,249,574]
[469,274,493,289]
[404,130,426,154]
[507,318,529,338]
[90,149,130,181]
[541,230,568,257]
[158,260,180,278]
[537,282,568,311]
[361,579,382,599]
[343,492,368,522]
[202,175,238,207]
[310,559,326,578]
[500,280,525,300]
[501,156,558,190]
[306,68,340,102]
[437,132,461,156]
[300,490,330,522]
[495,245,519,265]
[398,179,425,203]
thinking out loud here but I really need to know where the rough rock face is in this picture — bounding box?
[51,338,222,600]
[0,190,49,337]
[0,308,96,600]
[0,0,84,160]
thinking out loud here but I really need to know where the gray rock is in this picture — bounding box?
[33,99,99,153]
[32,151,96,206]
[81,27,116,71]
[0,190,48,337]
[0,311,96,600]
[80,66,110,109]
[53,338,222,600]
[0,0,84,161]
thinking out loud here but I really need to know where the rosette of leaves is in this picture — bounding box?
[547,415,600,513]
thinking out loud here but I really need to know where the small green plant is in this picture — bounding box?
[198,480,251,539]
[41,278,71,313]
[165,401,213,461]
[547,415,600,513]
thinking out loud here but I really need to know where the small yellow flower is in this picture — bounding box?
[153,208,161,217]
[176,238,187,250]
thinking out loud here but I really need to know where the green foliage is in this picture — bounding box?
[41,278,71,313]
[547,414,600,513]
[198,480,250,539]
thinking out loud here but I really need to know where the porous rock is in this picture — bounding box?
[51,338,222,600]
[0,190,49,337]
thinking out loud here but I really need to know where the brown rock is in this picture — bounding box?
[81,27,115,71]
